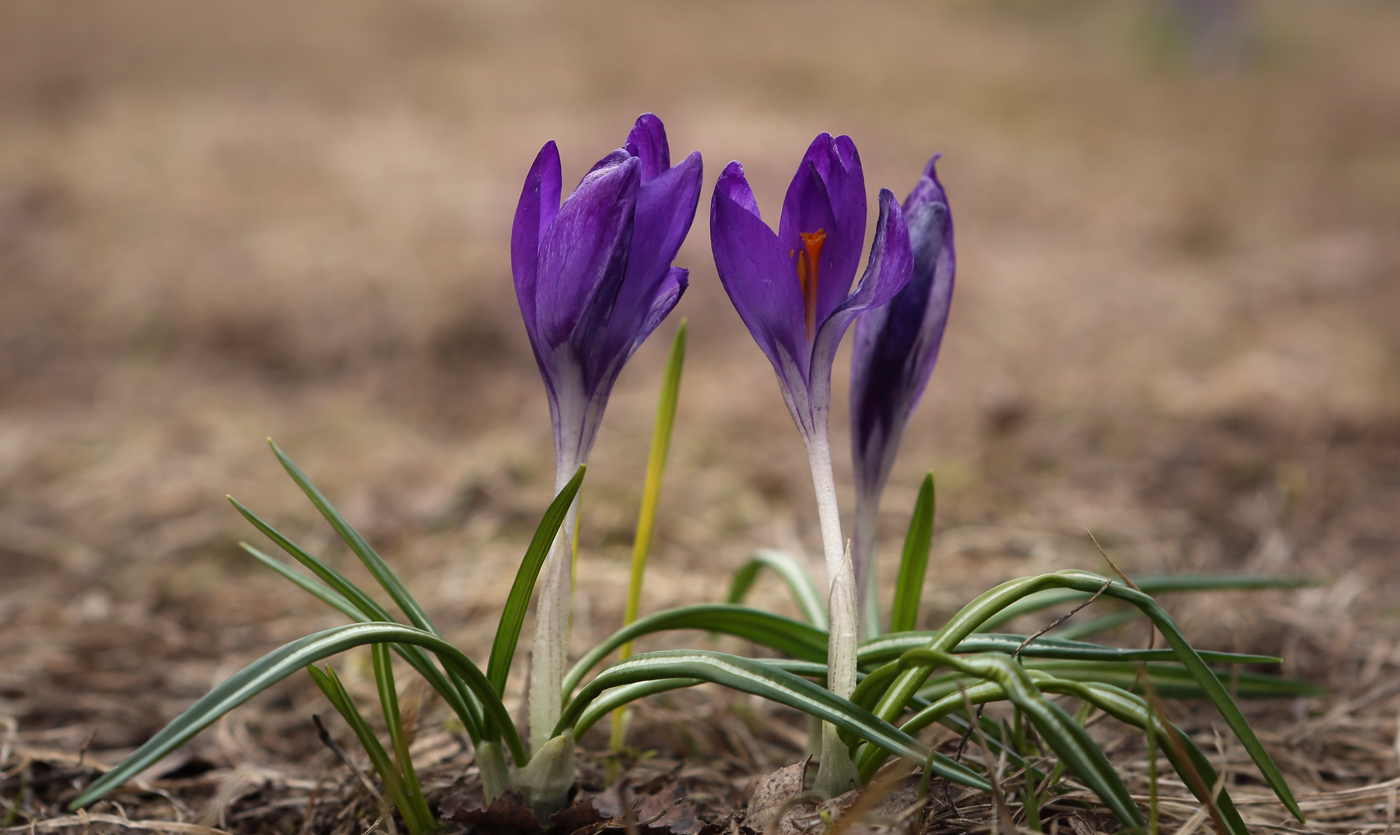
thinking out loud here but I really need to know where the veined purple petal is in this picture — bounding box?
[850,156,955,499]
[535,154,640,354]
[512,141,562,341]
[626,113,671,182]
[711,161,811,388]
[777,134,867,331]
[626,267,688,360]
[618,153,702,319]
[811,188,913,409]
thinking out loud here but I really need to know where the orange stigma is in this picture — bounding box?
[795,229,826,339]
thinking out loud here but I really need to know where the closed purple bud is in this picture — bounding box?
[849,155,955,627]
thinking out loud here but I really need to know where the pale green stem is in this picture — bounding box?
[528,456,580,755]
[804,429,861,797]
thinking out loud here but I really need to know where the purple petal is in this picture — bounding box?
[625,267,688,361]
[778,134,867,329]
[602,150,702,365]
[810,188,912,406]
[902,153,947,218]
[512,141,562,341]
[715,159,761,217]
[586,148,635,178]
[850,158,955,499]
[626,113,671,182]
[711,162,811,388]
[534,154,640,353]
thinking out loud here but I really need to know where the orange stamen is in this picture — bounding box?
[796,230,826,339]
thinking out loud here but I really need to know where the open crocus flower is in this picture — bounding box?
[513,114,701,754]
[710,133,912,796]
[849,156,955,637]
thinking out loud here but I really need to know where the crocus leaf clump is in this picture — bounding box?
[68,115,1316,835]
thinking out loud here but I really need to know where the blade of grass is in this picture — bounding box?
[861,570,1305,822]
[619,321,685,660]
[889,473,935,634]
[891,650,1147,830]
[232,499,486,741]
[974,574,1322,633]
[69,621,527,810]
[241,542,358,619]
[726,549,827,629]
[269,440,438,635]
[858,631,1280,667]
[561,604,829,698]
[557,649,990,792]
[308,665,418,832]
[1051,609,1143,641]
[485,466,586,696]
[372,643,434,834]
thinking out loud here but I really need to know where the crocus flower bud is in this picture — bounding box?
[513,115,701,754]
[849,156,955,635]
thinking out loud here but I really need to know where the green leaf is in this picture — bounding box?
[69,622,525,810]
[241,542,358,620]
[269,440,438,636]
[975,574,1321,633]
[892,650,1146,830]
[558,649,989,792]
[726,549,827,629]
[1050,609,1143,641]
[372,643,433,833]
[1017,660,1324,699]
[863,570,1305,823]
[573,678,704,737]
[890,473,935,634]
[620,321,686,659]
[859,631,1280,667]
[308,666,414,824]
[232,500,486,742]
[562,604,829,698]
[486,466,585,696]
[890,670,1248,835]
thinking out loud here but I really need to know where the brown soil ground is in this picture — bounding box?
[2,1,1399,832]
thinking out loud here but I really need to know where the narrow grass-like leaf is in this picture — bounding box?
[891,650,1146,830]
[858,632,1279,667]
[863,570,1304,822]
[562,604,829,698]
[574,678,704,737]
[270,440,438,635]
[232,499,485,741]
[557,649,990,792]
[1051,609,1143,641]
[69,621,526,810]
[975,574,1321,633]
[726,549,827,629]
[890,473,935,634]
[889,672,1248,835]
[1018,660,1323,699]
[620,321,686,661]
[308,665,417,829]
[242,542,358,619]
[372,643,433,833]
[486,466,585,696]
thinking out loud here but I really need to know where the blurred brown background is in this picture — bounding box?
[2,0,1399,791]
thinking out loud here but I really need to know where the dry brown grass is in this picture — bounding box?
[2,0,1399,831]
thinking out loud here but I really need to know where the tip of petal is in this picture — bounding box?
[627,114,670,181]
[714,161,760,218]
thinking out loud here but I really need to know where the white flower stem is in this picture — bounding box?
[528,456,581,756]
[804,429,861,797]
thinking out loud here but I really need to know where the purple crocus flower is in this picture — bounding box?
[513,114,701,754]
[710,133,912,796]
[849,156,955,635]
